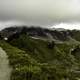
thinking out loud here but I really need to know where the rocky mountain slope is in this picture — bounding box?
[1,26,80,42]
[0,26,80,80]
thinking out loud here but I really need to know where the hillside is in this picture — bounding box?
[1,26,80,42]
[0,27,80,80]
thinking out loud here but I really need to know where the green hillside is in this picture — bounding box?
[0,34,80,80]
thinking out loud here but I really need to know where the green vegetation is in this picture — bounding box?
[0,34,80,80]
[71,30,80,42]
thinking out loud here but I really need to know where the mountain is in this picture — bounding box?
[0,26,80,80]
[0,26,71,43]
[1,26,80,42]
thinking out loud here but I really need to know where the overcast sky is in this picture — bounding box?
[0,0,80,30]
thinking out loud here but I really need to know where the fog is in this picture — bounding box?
[0,0,80,29]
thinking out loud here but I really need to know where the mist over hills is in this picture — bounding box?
[1,26,80,42]
[0,0,80,79]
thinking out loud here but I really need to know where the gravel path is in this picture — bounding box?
[0,47,12,80]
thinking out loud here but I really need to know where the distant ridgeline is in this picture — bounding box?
[0,26,80,42]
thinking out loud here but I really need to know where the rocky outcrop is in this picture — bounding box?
[0,26,80,42]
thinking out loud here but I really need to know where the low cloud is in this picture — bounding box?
[0,0,80,27]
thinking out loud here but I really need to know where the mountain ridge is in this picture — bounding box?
[1,26,80,43]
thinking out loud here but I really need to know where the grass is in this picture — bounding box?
[0,34,80,80]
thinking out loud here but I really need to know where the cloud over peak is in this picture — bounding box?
[0,0,80,28]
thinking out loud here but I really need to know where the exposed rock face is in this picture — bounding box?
[0,26,80,42]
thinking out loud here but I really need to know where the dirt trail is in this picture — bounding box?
[0,47,12,80]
